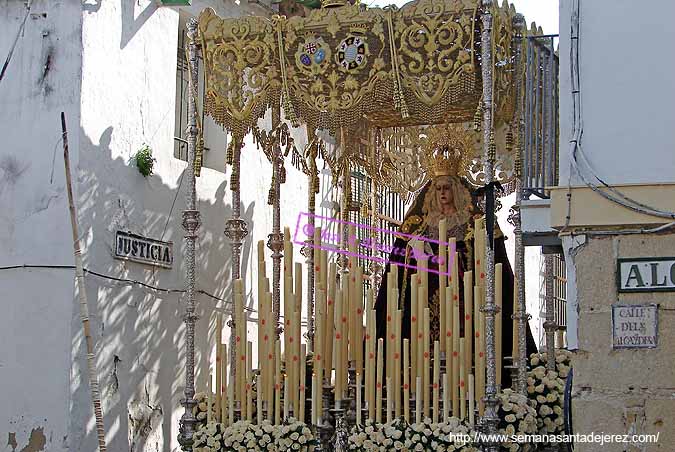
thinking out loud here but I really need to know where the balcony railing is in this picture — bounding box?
[523,34,559,200]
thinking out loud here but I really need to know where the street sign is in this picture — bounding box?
[617,257,675,292]
[611,304,658,349]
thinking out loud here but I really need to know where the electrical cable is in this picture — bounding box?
[0,263,259,314]
[567,0,675,223]
[0,1,33,85]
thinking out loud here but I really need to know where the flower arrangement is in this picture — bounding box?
[529,349,572,379]
[496,389,538,452]
[193,418,316,452]
[348,417,478,452]
[192,392,217,431]
[193,422,227,452]
[527,349,572,437]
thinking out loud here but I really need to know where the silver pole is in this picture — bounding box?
[511,14,530,396]
[267,108,283,339]
[178,18,202,451]
[479,2,500,450]
[544,255,557,371]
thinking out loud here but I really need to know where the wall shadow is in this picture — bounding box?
[71,125,254,451]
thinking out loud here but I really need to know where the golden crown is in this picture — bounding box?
[420,123,474,178]
[321,0,349,8]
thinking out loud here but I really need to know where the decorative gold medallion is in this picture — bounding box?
[295,36,332,75]
[336,35,367,71]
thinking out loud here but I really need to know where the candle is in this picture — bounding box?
[325,263,337,385]
[459,338,466,420]
[257,374,263,424]
[439,219,447,353]
[386,271,393,390]
[334,287,343,401]
[294,263,302,413]
[452,282,460,417]
[403,339,410,422]
[479,304,486,417]
[283,374,289,421]
[368,309,376,421]
[299,344,306,423]
[410,276,418,393]
[221,343,228,424]
[207,374,213,423]
[469,374,475,427]
[355,267,364,378]
[496,263,503,388]
[473,285,480,408]
[423,307,430,419]
[341,282,349,394]
[314,289,325,416]
[228,374,234,425]
[275,340,281,425]
[415,376,422,425]
[394,308,401,418]
[386,376,393,423]
[314,225,322,289]
[432,340,440,423]
[311,373,317,426]
[464,273,473,389]
[417,284,424,402]
[356,373,362,426]
[348,225,357,268]
[283,279,292,416]
[442,373,449,422]
[216,314,222,421]
[375,338,383,423]
[444,286,453,402]
[266,293,274,408]
[364,294,372,413]
[247,341,253,421]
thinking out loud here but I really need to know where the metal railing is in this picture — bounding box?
[523,34,559,199]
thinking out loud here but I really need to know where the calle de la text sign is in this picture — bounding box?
[617,257,675,292]
[611,304,658,349]
[114,230,173,268]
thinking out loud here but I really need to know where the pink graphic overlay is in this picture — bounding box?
[292,211,456,276]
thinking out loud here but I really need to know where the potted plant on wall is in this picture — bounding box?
[133,143,156,177]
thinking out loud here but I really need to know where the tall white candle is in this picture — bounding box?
[386,377,392,423]
[257,374,263,424]
[356,373,362,426]
[207,375,213,424]
[442,373,449,422]
[415,376,422,425]
[469,374,475,427]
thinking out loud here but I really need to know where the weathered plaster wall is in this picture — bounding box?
[0,1,82,451]
[558,0,675,186]
[75,1,311,451]
[1,0,310,451]
[572,234,674,450]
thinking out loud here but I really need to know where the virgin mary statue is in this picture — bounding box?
[374,126,537,389]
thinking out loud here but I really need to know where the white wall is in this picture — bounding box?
[559,0,675,186]
[1,0,314,451]
[75,1,313,451]
[0,1,82,451]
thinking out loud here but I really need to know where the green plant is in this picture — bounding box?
[134,144,156,177]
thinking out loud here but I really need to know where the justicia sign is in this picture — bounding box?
[114,230,173,268]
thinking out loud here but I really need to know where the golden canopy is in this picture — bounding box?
[198,0,520,135]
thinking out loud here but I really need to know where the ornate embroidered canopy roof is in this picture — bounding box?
[196,0,531,196]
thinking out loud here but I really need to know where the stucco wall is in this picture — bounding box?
[74,1,313,451]
[1,0,313,450]
[558,0,675,186]
[571,233,674,450]
[0,1,83,451]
